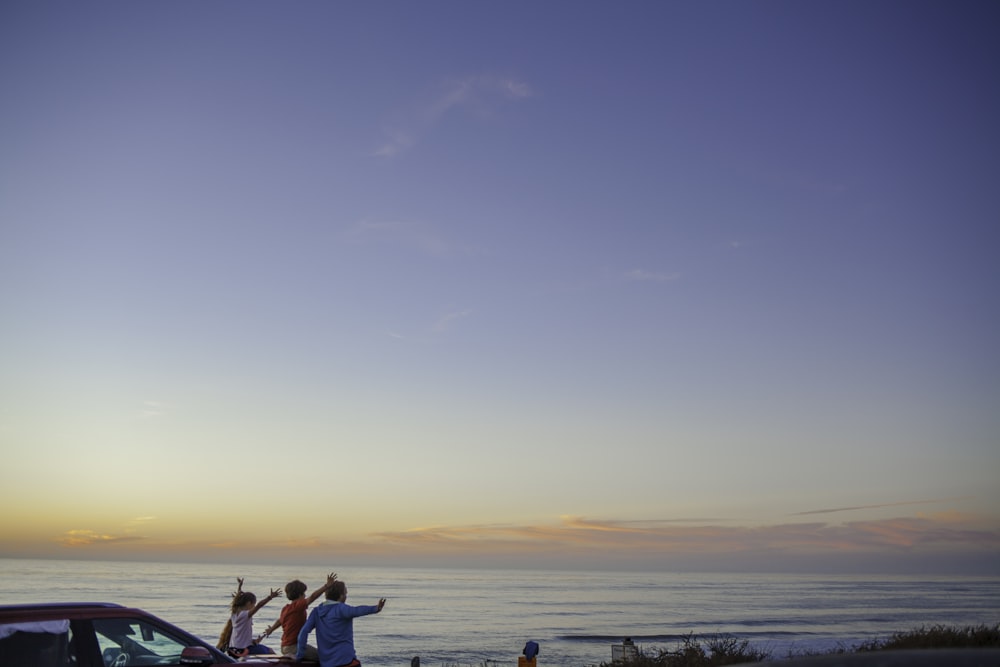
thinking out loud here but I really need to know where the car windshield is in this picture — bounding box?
[92,617,193,666]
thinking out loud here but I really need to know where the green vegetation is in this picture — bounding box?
[598,625,1000,667]
[600,633,771,667]
[855,624,1000,651]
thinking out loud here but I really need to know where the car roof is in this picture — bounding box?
[0,603,125,611]
[0,603,137,622]
[0,603,213,637]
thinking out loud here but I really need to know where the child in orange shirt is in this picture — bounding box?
[263,571,338,659]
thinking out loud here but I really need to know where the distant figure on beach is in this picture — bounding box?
[520,640,540,667]
[224,577,282,658]
[296,579,386,667]
[262,571,338,659]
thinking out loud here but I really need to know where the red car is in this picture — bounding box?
[0,602,289,667]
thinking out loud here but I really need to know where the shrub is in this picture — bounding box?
[599,633,771,667]
[854,624,1000,651]
[598,624,1000,667]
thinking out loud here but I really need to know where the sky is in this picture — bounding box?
[1,1,998,575]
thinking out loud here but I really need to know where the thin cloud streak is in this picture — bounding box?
[433,309,472,333]
[791,498,965,516]
[138,401,168,419]
[372,514,1000,556]
[346,220,475,258]
[624,269,679,283]
[127,516,156,527]
[58,517,156,548]
[374,74,532,157]
[59,530,146,547]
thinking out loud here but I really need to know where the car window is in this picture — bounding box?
[91,618,192,666]
[0,620,72,667]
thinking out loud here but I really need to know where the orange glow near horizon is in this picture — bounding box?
[2,511,997,573]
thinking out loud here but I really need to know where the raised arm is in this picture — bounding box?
[217,578,244,649]
[305,572,339,605]
[249,588,282,617]
[262,618,280,638]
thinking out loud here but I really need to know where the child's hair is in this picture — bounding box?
[285,580,307,601]
[326,581,347,601]
[231,591,257,614]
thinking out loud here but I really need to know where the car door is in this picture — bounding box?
[0,620,71,667]
[89,616,227,666]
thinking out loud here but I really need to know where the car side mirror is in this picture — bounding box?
[180,646,215,665]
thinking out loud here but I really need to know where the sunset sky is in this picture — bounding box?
[1,1,998,574]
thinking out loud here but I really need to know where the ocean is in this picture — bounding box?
[1,559,997,665]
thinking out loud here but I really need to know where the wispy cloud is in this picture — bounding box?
[138,400,168,419]
[373,129,414,158]
[433,309,472,333]
[59,529,146,547]
[624,269,679,283]
[383,308,472,342]
[207,540,241,550]
[374,74,532,157]
[347,219,474,258]
[790,498,964,516]
[59,516,156,547]
[759,167,847,195]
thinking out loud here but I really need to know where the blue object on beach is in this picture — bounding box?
[523,641,539,660]
[248,643,273,654]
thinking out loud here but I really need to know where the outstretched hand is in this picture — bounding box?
[376,598,387,612]
[327,572,338,583]
[269,587,283,599]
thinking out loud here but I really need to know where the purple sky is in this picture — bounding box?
[1,1,998,573]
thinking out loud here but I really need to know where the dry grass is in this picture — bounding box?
[598,625,1000,667]
[601,633,771,667]
[854,624,1000,651]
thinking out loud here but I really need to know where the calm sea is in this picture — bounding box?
[1,559,998,665]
